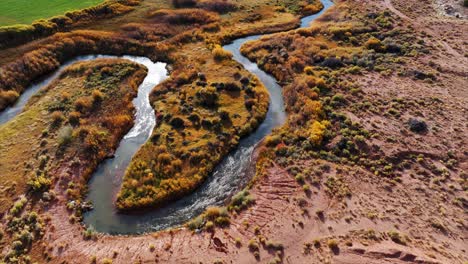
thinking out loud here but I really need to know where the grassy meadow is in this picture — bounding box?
[0,0,104,26]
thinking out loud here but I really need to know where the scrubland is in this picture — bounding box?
[0,0,466,263]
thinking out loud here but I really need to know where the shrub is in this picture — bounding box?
[408,118,428,133]
[51,111,65,127]
[101,258,113,264]
[248,239,259,251]
[69,111,81,126]
[365,37,386,52]
[224,82,241,92]
[91,90,104,105]
[197,0,237,13]
[212,45,233,61]
[27,174,52,193]
[388,231,406,245]
[187,215,204,230]
[58,125,74,146]
[229,190,255,211]
[265,240,284,250]
[205,220,214,230]
[205,206,225,219]
[331,93,346,105]
[302,1,324,15]
[83,226,96,240]
[321,57,344,68]
[265,135,282,147]
[235,237,242,247]
[309,121,327,146]
[196,87,219,107]
[172,0,196,8]
[214,216,230,227]
[10,197,27,216]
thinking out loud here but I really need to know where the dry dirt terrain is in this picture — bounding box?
[0,0,466,263]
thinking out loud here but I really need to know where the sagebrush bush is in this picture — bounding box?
[212,45,233,61]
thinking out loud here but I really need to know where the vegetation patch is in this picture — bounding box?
[0,0,140,49]
[241,5,428,191]
[115,43,268,211]
[0,59,145,215]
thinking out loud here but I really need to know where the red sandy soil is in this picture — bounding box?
[20,0,468,263]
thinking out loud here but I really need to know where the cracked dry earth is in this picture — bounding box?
[31,0,467,263]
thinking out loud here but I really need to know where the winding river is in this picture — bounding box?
[0,0,333,234]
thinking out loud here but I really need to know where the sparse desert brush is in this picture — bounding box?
[58,125,74,146]
[10,197,28,216]
[0,90,19,109]
[91,90,104,104]
[248,239,259,251]
[187,215,204,230]
[27,174,52,193]
[102,115,133,130]
[69,111,82,126]
[101,258,113,264]
[365,37,386,52]
[327,239,339,249]
[205,206,227,219]
[265,240,284,250]
[229,190,255,211]
[308,121,328,146]
[74,97,93,113]
[388,231,406,245]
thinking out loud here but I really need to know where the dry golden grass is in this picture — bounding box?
[0,59,146,214]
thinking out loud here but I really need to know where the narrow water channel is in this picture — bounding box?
[0,0,334,235]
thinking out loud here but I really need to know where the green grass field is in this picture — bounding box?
[0,0,104,26]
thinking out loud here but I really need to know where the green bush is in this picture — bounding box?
[58,125,74,146]
[27,173,51,193]
[229,190,255,211]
